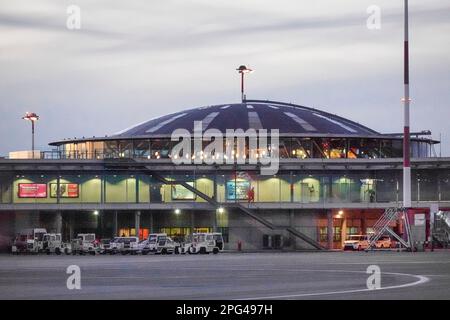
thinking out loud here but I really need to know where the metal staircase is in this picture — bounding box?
[150,171,220,206]
[234,203,275,230]
[286,227,324,250]
[433,211,450,248]
[139,165,324,250]
[366,207,412,250]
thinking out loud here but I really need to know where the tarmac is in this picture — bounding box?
[0,251,449,299]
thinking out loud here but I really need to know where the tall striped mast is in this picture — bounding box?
[403,0,411,208]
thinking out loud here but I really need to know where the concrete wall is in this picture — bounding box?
[0,212,15,251]
[227,209,319,250]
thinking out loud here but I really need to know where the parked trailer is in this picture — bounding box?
[11,228,47,254]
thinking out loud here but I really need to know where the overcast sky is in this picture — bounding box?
[0,0,449,156]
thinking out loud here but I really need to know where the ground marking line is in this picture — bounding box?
[237,271,430,300]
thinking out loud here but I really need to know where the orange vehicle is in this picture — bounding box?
[376,235,394,249]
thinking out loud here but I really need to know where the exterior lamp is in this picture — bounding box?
[236,65,254,102]
[22,112,39,159]
[174,209,181,215]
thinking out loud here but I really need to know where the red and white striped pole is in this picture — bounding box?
[403,0,411,208]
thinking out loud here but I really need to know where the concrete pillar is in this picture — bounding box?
[113,211,118,237]
[68,214,74,240]
[149,211,154,233]
[135,211,141,239]
[54,211,62,234]
[327,210,334,250]
[213,210,217,232]
[289,210,295,249]
[341,216,347,248]
[360,211,366,235]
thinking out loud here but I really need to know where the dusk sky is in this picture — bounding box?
[0,0,449,156]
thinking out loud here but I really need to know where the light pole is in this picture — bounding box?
[22,112,39,159]
[236,65,253,102]
[403,0,411,208]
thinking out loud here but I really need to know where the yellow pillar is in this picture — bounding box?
[341,216,347,248]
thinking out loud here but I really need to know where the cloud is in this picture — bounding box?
[0,0,449,155]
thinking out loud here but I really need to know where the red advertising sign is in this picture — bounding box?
[18,184,47,198]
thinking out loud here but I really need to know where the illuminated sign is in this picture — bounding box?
[50,183,79,198]
[171,182,196,200]
[226,180,250,200]
[18,184,47,198]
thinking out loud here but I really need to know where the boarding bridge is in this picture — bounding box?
[366,207,412,250]
[139,166,324,250]
[433,211,450,248]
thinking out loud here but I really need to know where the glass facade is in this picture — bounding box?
[0,169,446,205]
[49,137,436,160]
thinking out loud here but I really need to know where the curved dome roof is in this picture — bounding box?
[111,100,379,138]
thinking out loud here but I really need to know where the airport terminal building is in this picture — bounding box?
[0,100,448,250]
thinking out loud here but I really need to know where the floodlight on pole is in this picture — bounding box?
[236,65,253,102]
[22,112,39,159]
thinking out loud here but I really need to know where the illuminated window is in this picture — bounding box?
[346,227,359,236]
[319,227,328,241]
[333,227,341,242]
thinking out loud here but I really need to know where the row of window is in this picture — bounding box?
[319,227,363,242]
[0,170,448,204]
[54,137,435,160]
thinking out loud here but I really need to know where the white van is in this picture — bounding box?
[147,233,167,252]
[70,233,98,255]
[107,236,139,255]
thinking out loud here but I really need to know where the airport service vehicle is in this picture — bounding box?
[343,235,370,251]
[376,235,394,249]
[183,233,221,254]
[70,233,98,255]
[155,237,180,254]
[119,237,139,255]
[99,239,112,254]
[147,233,167,252]
[42,233,66,255]
[211,233,224,251]
[138,239,151,255]
[108,236,140,255]
[11,228,47,254]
